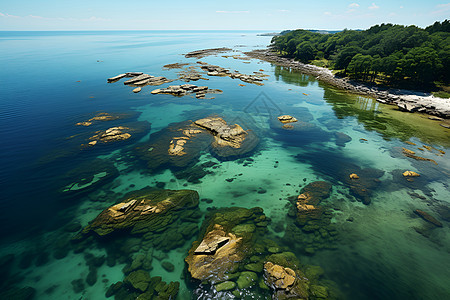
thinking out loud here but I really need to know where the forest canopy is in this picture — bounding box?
[271,20,450,88]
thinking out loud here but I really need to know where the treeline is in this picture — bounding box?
[271,20,449,87]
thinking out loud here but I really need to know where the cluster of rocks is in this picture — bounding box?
[198,62,266,85]
[107,72,172,93]
[104,270,179,299]
[76,112,122,127]
[151,84,222,99]
[177,67,208,82]
[246,49,450,118]
[283,181,339,255]
[133,116,258,172]
[82,121,150,148]
[185,47,232,58]
[69,188,203,298]
[185,207,339,299]
[402,147,438,165]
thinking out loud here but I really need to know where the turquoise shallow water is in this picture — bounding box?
[0,31,449,300]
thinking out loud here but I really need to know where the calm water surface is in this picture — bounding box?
[0,31,449,299]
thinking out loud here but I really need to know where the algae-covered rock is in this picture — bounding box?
[78,188,199,237]
[215,281,236,292]
[124,270,151,292]
[236,271,258,289]
[296,181,332,226]
[194,116,259,158]
[185,207,268,283]
[264,260,310,300]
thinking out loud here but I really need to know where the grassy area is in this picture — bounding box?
[310,59,330,68]
[432,83,450,98]
[432,91,450,98]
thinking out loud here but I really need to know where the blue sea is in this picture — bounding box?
[0,30,449,299]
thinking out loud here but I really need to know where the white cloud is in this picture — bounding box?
[400,6,404,9]
[0,11,20,18]
[278,9,289,12]
[0,12,110,22]
[369,3,379,10]
[349,3,360,8]
[216,11,249,14]
[324,11,332,16]
[432,3,450,15]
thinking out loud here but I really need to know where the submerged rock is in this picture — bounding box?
[77,189,199,237]
[295,181,332,226]
[334,132,352,147]
[59,159,119,198]
[414,209,443,227]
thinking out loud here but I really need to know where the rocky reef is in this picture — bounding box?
[77,188,199,237]
[283,181,339,255]
[133,116,258,172]
[185,207,340,299]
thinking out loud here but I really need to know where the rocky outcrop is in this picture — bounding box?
[199,63,266,85]
[107,72,172,93]
[402,147,438,165]
[263,252,315,300]
[245,49,450,118]
[151,84,222,99]
[194,117,259,157]
[134,117,258,170]
[403,171,420,177]
[85,121,150,147]
[77,189,199,237]
[185,207,268,283]
[185,47,232,58]
[76,112,122,126]
[277,115,298,124]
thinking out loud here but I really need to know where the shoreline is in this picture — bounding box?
[245,49,450,121]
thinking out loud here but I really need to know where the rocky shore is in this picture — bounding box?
[245,49,450,119]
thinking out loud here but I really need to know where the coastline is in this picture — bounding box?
[245,49,450,121]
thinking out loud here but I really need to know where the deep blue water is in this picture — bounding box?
[0,31,449,300]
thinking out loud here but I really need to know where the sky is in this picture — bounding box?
[0,0,449,31]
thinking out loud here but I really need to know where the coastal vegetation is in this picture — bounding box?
[271,20,450,91]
